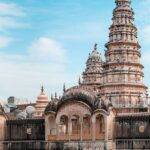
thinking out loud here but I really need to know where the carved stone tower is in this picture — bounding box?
[82,44,103,86]
[34,86,49,118]
[99,0,148,112]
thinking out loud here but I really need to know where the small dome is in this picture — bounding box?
[89,50,100,59]
[57,86,96,111]
[87,44,101,61]
[37,86,48,100]
[26,106,35,114]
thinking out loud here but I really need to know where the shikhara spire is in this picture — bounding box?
[99,0,148,109]
[108,0,137,46]
[2,1,150,149]
[82,44,103,85]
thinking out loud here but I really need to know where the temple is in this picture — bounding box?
[0,0,150,149]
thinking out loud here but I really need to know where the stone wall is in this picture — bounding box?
[6,119,45,141]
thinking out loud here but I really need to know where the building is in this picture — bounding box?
[0,0,150,149]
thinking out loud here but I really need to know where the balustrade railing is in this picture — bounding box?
[96,133,105,140]
[82,134,92,141]
[48,133,92,141]
[116,139,150,149]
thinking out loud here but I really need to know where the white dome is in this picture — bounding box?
[26,106,35,114]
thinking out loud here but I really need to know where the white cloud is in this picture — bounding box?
[0,17,27,32]
[0,2,26,17]
[29,37,66,62]
[0,38,77,101]
[0,36,12,48]
[0,3,27,48]
[0,2,27,32]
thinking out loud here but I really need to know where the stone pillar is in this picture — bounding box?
[45,117,49,141]
[56,123,59,140]
[80,117,83,141]
[92,117,96,141]
[68,118,71,141]
[105,116,108,150]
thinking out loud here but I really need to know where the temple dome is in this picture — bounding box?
[87,43,102,63]
[82,44,103,85]
[34,86,49,118]
[57,86,97,111]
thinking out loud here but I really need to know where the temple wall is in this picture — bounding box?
[3,141,115,150]
[6,119,45,141]
[0,115,6,150]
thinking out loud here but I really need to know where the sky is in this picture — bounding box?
[0,0,150,102]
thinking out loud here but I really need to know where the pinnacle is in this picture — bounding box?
[94,43,97,51]
[41,86,44,94]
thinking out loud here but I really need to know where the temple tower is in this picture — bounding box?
[82,44,103,86]
[99,0,148,112]
[34,86,49,118]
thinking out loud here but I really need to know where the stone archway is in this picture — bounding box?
[95,113,105,140]
[59,115,69,134]
[92,109,108,141]
[71,115,80,135]
[83,114,91,134]
[48,116,56,135]
[96,114,105,138]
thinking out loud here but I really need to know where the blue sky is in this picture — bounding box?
[0,0,150,102]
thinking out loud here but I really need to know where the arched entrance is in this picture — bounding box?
[71,115,80,135]
[82,114,91,140]
[58,115,68,134]
[96,114,105,140]
[70,115,80,140]
[83,114,91,134]
[48,116,56,135]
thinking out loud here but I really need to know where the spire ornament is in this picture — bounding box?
[51,94,53,100]
[41,86,44,94]
[63,83,66,92]
[78,76,81,85]
[94,43,97,51]
[55,92,57,99]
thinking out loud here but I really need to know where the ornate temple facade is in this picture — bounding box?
[0,0,150,149]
